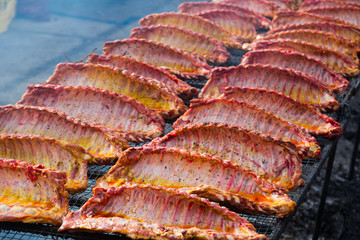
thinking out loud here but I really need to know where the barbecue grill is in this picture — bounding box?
[0,50,358,239]
[1,1,360,239]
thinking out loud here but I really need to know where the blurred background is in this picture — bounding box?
[0,0,189,105]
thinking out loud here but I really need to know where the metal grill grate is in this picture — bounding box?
[0,53,358,240]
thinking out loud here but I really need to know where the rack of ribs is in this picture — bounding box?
[59,183,268,240]
[0,159,69,225]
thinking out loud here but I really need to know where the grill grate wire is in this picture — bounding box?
[0,51,358,240]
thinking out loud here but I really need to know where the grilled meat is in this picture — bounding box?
[0,159,69,225]
[46,62,187,119]
[0,134,89,194]
[267,22,360,51]
[212,0,281,17]
[241,49,350,93]
[263,0,293,10]
[258,29,358,61]
[0,105,129,165]
[95,147,296,217]
[59,183,268,239]
[130,25,230,64]
[221,87,342,138]
[197,10,257,42]
[149,123,304,190]
[173,99,321,159]
[200,64,339,112]
[18,84,165,143]
[87,54,198,99]
[103,38,212,78]
[304,7,360,28]
[139,12,242,48]
[251,39,359,77]
[178,2,270,29]
[271,11,350,30]
[300,0,360,11]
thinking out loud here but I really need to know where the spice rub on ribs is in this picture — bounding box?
[103,38,212,79]
[299,0,360,11]
[87,54,198,99]
[177,2,270,29]
[271,11,351,30]
[173,99,320,159]
[18,84,165,143]
[95,147,296,217]
[46,62,187,119]
[200,64,339,112]
[262,0,293,10]
[221,87,343,138]
[258,29,358,61]
[0,159,69,225]
[0,105,129,165]
[139,12,243,48]
[266,22,360,51]
[130,25,230,64]
[211,0,282,17]
[59,184,268,240]
[251,39,359,77]
[241,49,349,94]
[148,123,304,190]
[197,10,257,42]
[0,134,89,194]
[304,7,360,28]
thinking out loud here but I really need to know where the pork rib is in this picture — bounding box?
[271,11,351,30]
[87,54,198,99]
[18,84,165,143]
[173,99,320,159]
[200,64,339,112]
[102,38,212,78]
[241,50,350,93]
[177,2,270,29]
[46,62,187,119]
[59,184,268,240]
[95,147,296,217]
[148,123,304,190]
[267,22,360,51]
[0,159,69,225]
[259,29,358,61]
[139,12,242,48]
[0,134,88,194]
[263,0,293,10]
[251,39,359,77]
[300,0,360,11]
[0,105,129,165]
[130,25,230,64]
[304,7,360,28]
[329,0,360,2]
[212,0,281,17]
[311,0,360,2]
[221,87,342,138]
[197,10,257,42]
